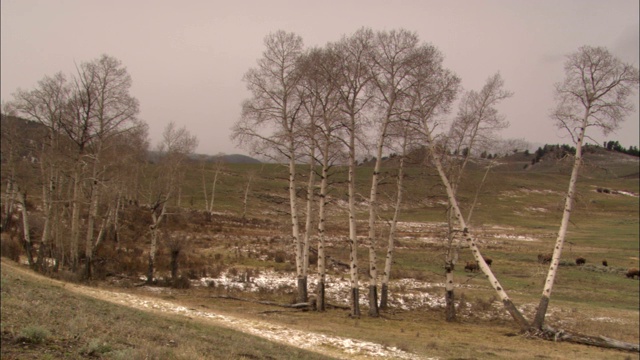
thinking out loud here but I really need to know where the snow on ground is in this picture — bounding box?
[491,234,538,242]
[198,270,479,311]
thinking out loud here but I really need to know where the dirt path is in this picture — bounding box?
[4,261,433,360]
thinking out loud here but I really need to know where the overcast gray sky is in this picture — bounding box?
[2,0,638,155]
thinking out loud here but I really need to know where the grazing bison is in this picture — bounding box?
[537,253,552,264]
[602,260,608,267]
[483,257,493,266]
[575,257,586,266]
[626,268,639,279]
[464,261,479,272]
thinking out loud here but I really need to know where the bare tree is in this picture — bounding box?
[329,28,375,317]
[379,117,417,309]
[8,74,71,270]
[298,47,345,311]
[532,46,639,331]
[231,30,309,302]
[75,55,141,279]
[408,61,531,329]
[364,29,422,317]
[146,122,198,283]
[441,73,512,321]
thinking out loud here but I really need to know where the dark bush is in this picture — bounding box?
[172,276,191,289]
[274,250,287,263]
[0,233,22,262]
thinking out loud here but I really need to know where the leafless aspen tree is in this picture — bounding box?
[365,29,422,316]
[442,73,512,321]
[532,46,639,330]
[146,122,197,283]
[298,47,345,311]
[329,28,375,317]
[231,30,308,302]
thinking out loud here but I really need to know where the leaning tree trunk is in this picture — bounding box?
[380,150,406,309]
[207,166,220,215]
[84,170,100,279]
[425,128,530,331]
[532,110,588,330]
[147,200,167,284]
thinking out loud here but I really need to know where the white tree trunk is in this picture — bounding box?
[70,163,82,271]
[16,189,34,267]
[316,146,329,311]
[303,146,316,292]
[2,177,15,232]
[380,153,405,309]
[367,123,390,317]
[425,126,530,331]
[208,168,220,214]
[288,154,306,303]
[147,200,168,283]
[84,162,100,279]
[348,130,360,317]
[533,109,589,329]
[37,160,53,271]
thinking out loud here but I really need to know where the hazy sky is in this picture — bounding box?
[2,0,639,155]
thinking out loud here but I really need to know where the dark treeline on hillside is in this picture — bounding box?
[604,140,640,157]
[530,141,639,166]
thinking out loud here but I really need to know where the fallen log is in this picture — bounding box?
[210,295,314,309]
[536,325,639,353]
[210,294,349,311]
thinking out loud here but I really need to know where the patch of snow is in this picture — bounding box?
[590,317,627,324]
[492,234,538,242]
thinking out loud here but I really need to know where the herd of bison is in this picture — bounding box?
[462,254,639,279]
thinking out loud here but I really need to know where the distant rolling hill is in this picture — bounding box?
[189,153,261,164]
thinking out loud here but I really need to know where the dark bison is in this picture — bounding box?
[575,257,586,266]
[483,257,493,266]
[464,261,479,272]
[626,268,639,279]
[602,260,608,267]
[537,253,552,264]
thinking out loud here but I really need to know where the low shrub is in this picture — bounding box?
[81,338,112,356]
[17,325,50,344]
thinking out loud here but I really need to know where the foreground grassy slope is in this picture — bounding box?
[0,260,335,360]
